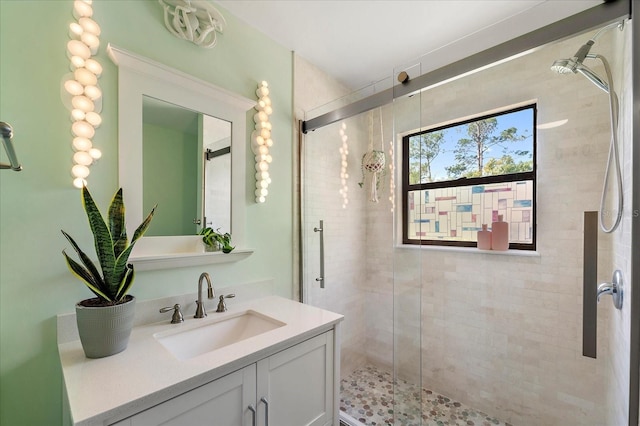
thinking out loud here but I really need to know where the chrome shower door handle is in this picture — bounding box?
[314,220,325,289]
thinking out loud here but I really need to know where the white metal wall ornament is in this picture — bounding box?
[251,81,273,203]
[158,0,226,48]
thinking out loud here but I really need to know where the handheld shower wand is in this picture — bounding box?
[550,39,610,94]
[550,39,595,74]
[550,22,624,233]
[550,20,624,91]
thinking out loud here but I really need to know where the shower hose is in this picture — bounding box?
[595,54,623,233]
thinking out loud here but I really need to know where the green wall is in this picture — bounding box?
[0,1,293,425]
[143,121,199,236]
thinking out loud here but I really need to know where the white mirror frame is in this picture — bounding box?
[107,44,254,268]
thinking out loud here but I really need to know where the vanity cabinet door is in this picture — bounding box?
[257,331,334,426]
[127,365,256,426]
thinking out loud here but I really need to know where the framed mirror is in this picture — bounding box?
[142,96,232,236]
[108,44,254,265]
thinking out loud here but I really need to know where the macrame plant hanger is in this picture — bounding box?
[359,108,386,202]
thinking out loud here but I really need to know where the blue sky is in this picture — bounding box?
[419,108,534,181]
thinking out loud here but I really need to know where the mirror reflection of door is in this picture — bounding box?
[142,96,231,236]
[202,115,231,234]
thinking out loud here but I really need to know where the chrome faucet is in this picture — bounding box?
[195,272,214,318]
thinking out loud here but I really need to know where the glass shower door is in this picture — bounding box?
[389,63,425,426]
[302,105,401,425]
[389,22,634,426]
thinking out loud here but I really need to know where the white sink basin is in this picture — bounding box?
[155,310,286,360]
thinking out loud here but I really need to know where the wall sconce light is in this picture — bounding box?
[62,0,103,188]
[388,139,395,213]
[251,81,272,203]
[159,0,226,48]
[339,123,349,209]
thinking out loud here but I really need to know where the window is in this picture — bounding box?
[402,104,536,250]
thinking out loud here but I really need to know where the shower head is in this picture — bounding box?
[551,57,609,93]
[551,39,610,93]
[551,57,610,93]
[550,58,578,74]
[550,39,594,74]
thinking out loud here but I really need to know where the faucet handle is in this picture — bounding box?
[597,270,623,310]
[216,294,235,312]
[159,304,184,324]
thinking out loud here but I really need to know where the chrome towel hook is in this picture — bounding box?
[0,121,23,171]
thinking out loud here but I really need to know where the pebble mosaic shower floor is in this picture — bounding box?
[340,364,513,426]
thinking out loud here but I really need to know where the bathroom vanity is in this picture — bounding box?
[56,45,344,425]
[58,296,343,426]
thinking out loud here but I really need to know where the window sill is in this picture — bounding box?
[396,244,540,257]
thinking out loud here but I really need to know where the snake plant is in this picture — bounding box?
[62,186,156,304]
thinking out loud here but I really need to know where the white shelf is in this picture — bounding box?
[129,236,253,270]
[130,249,254,271]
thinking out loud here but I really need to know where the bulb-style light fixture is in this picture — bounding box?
[338,123,350,209]
[64,79,84,96]
[251,81,273,203]
[388,140,395,213]
[67,40,91,59]
[63,0,103,188]
[73,0,93,18]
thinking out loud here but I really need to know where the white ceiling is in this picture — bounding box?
[218,0,603,90]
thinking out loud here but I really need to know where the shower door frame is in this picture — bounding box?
[300,1,638,424]
[630,1,639,424]
[302,1,631,134]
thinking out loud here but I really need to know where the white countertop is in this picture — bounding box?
[58,296,343,426]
